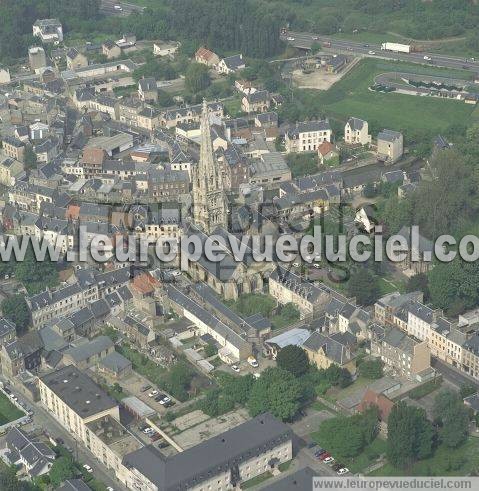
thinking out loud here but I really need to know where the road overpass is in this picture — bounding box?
[283,32,479,72]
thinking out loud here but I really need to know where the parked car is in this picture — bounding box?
[247,356,259,368]
[319,452,331,461]
[337,467,349,475]
[140,385,151,392]
[159,396,171,406]
[82,464,93,473]
[106,487,115,491]
[286,36,295,41]
[332,463,342,471]
[148,390,158,397]
[324,457,335,464]
[231,365,240,373]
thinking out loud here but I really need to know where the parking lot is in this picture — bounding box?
[119,372,176,413]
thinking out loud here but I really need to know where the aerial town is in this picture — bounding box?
[1,1,479,490]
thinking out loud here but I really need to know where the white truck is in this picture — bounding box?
[381,42,411,53]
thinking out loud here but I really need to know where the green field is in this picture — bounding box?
[300,59,475,136]
[0,391,24,425]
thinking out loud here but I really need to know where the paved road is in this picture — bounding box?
[100,0,145,16]
[431,358,479,389]
[284,32,479,72]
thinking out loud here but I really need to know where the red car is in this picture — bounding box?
[319,452,331,461]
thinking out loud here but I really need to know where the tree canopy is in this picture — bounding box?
[1,295,30,336]
[276,345,310,378]
[433,389,470,449]
[387,401,434,469]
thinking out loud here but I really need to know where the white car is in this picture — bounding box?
[171,270,182,277]
[337,468,349,475]
[292,262,300,268]
[159,396,171,405]
[286,37,295,41]
[148,390,158,397]
[324,457,335,464]
[248,359,259,368]
[231,365,240,373]
[107,487,115,491]
[83,464,93,473]
[313,264,321,269]
[368,50,376,55]
[114,5,123,11]
[312,36,319,40]
[143,427,153,434]
[424,55,431,61]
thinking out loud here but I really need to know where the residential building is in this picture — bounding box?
[29,46,48,72]
[0,318,16,346]
[32,19,63,43]
[318,141,339,165]
[377,129,403,163]
[5,427,56,478]
[241,90,271,114]
[102,40,122,59]
[370,325,431,380]
[122,413,292,491]
[39,365,141,481]
[462,334,479,379]
[62,336,115,369]
[66,48,88,70]
[302,331,357,373]
[285,120,332,153]
[195,47,220,67]
[344,117,371,145]
[1,136,25,162]
[0,156,24,186]
[217,54,245,75]
[138,78,158,103]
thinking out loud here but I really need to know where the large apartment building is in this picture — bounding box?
[38,365,141,481]
[122,413,292,491]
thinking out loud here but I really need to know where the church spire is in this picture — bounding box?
[192,100,228,234]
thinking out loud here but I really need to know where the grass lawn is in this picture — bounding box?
[302,58,475,136]
[223,96,243,118]
[0,391,24,425]
[342,437,387,474]
[241,471,273,489]
[326,376,372,403]
[369,437,479,476]
[311,400,338,415]
[116,344,166,387]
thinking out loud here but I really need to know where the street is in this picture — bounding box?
[284,32,479,72]
[431,358,479,389]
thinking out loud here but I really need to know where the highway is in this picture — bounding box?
[100,0,146,16]
[284,32,479,72]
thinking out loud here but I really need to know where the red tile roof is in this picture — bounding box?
[358,388,394,421]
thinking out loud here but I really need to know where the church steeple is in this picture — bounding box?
[192,100,228,234]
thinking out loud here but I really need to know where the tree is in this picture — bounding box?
[358,359,383,379]
[1,295,30,335]
[247,367,303,421]
[0,465,21,491]
[406,273,430,301]
[24,145,37,171]
[15,243,59,294]
[433,389,469,448]
[185,63,211,93]
[276,345,309,377]
[387,402,433,469]
[48,456,77,488]
[460,384,477,399]
[221,373,254,405]
[347,268,380,306]
[428,259,479,315]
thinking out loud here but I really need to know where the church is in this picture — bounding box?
[188,101,273,300]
